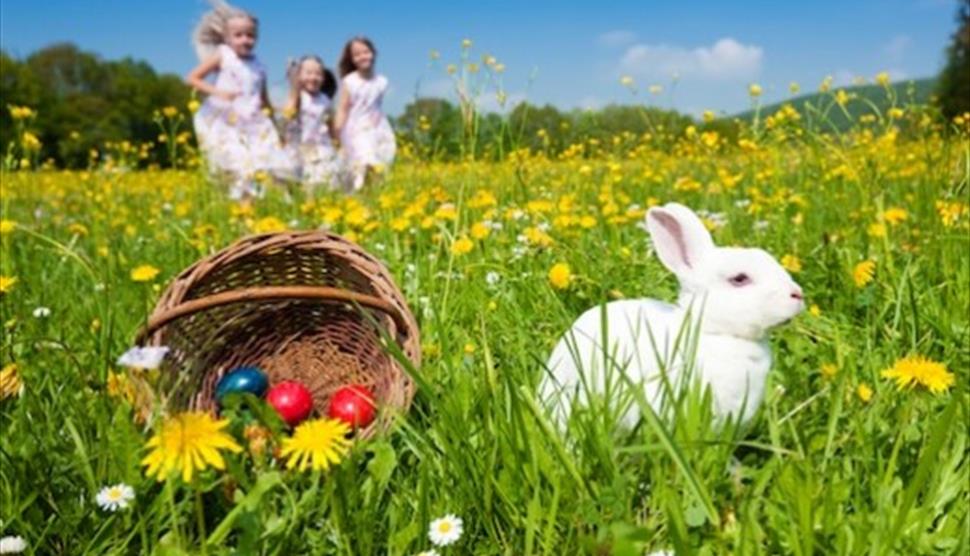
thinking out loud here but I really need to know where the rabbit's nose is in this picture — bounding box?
[790,287,804,301]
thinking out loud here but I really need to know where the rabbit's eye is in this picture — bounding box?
[728,273,751,286]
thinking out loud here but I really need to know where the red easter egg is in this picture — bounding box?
[267,381,314,426]
[328,385,376,428]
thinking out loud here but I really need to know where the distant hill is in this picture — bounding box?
[734,78,937,131]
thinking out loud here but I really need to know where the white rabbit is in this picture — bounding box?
[540,202,804,428]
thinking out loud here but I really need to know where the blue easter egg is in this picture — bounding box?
[215,366,269,401]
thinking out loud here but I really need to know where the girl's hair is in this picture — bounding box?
[287,55,338,99]
[192,0,258,61]
[338,36,377,78]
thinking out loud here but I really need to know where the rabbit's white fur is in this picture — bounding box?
[540,203,804,428]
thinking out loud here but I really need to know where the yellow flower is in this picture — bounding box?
[451,236,474,255]
[781,254,802,273]
[702,110,715,123]
[548,263,572,290]
[808,304,821,317]
[470,222,491,240]
[820,363,838,378]
[1,363,23,400]
[789,81,801,94]
[748,83,762,98]
[835,90,849,106]
[130,265,160,282]
[867,222,887,238]
[279,418,352,472]
[463,342,476,355]
[461,38,473,49]
[161,106,178,118]
[187,99,200,113]
[881,355,955,394]
[620,75,634,87]
[0,220,17,235]
[857,383,873,402]
[881,207,907,225]
[251,216,287,233]
[0,276,18,294]
[875,72,890,87]
[853,260,875,288]
[142,411,242,482]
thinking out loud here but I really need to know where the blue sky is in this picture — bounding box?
[0,0,960,117]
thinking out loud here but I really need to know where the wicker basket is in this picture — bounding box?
[138,231,420,437]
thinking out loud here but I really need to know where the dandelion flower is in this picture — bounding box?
[428,514,464,547]
[117,346,170,370]
[95,483,135,512]
[748,83,762,98]
[279,418,352,472]
[142,411,242,482]
[853,260,875,288]
[0,276,17,295]
[881,355,955,394]
[0,220,16,234]
[857,383,873,402]
[451,236,474,256]
[0,535,26,554]
[875,71,890,86]
[548,263,572,290]
[821,364,838,378]
[0,364,23,400]
[130,264,160,282]
[781,254,802,273]
[881,207,908,225]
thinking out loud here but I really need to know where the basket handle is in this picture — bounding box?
[138,285,410,343]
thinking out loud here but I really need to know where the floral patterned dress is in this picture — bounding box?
[193,44,293,198]
[339,71,396,188]
[284,90,340,189]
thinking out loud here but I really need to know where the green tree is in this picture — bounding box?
[936,2,970,120]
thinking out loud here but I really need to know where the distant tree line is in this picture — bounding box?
[1,43,191,167]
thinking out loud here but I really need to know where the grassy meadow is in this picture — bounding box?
[1,81,969,555]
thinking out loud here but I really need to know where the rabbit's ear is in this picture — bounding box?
[646,203,715,278]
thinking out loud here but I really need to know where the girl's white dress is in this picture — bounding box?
[339,71,396,187]
[284,91,340,188]
[193,44,292,198]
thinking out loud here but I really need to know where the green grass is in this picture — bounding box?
[734,78,937,131]
[0,115,968,554]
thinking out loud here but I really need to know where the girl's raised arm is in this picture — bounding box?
[185,53,236,101]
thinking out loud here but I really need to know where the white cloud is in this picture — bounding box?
[598,30,638,48]
[883,34,912,61]
[618,37,763,81]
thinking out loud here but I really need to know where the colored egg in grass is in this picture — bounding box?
[215,366,269,402]
[328,384,376,429]
[267,381,315,427]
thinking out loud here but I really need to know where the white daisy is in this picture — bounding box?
[428,514,463,547]
[95,483,135,512]
[485,271,501,287]
[117,346,170,370]
[0,536,26,554]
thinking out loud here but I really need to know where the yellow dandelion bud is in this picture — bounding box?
[857,383,873,403]
[853,260,875,288]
